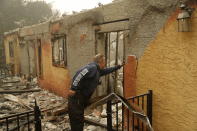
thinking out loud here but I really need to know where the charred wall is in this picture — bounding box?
[3,32,20,75]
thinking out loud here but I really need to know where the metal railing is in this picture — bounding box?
[0,91,152,131]
[111,90,153,131]
[0,100,42,131]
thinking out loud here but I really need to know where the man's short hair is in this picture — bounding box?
[93,54,104,63]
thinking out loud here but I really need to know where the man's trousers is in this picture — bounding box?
[68,94,87,131]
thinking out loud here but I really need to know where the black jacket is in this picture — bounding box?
[71,62,121,99]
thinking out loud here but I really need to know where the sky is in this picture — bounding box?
[44,0,113,14]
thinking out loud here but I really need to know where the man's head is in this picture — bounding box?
[93,54,105,69]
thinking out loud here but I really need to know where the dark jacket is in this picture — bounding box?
[71,62,121,99]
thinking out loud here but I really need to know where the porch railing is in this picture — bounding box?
[0,100,42,131]
[111,90,153,131]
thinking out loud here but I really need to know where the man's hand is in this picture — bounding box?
[121,61,125,67]
[68,89,76,97]
[118,61,125,69]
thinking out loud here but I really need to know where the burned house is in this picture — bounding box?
[3,0,197,130]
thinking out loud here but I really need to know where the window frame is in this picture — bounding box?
[51,34,67,68]
[9,41,14,58]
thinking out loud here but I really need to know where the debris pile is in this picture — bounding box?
[41,101,123,131]
[0,75,124,131]
[0,75,68,130]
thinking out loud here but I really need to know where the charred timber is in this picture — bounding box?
[84,117,121,131]
[94,18,129,25]
[0,89,41,94]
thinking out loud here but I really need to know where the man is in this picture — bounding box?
[68,54,124,131]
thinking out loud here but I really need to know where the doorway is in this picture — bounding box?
[104,31,128,96]
[37,39,42,78]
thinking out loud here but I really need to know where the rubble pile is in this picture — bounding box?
[0,76,67,130]
[0,75,123,131]
[0,76,38,117]
[41,102,123,131]
[84,103,123,131]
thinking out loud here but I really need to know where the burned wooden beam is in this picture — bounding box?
[0,110,21,114]
[0,89,41,94]
[2,80,20,83]
[3,94,32,110]
[84,117,107,128]
[51,105,68,116]
[94,18,129,25]
[84,117,121,131]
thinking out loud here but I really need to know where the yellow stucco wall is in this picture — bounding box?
[4,33,20,74]
[137,9,197,131]
[4,37,10,64]
[38,38,71,98]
